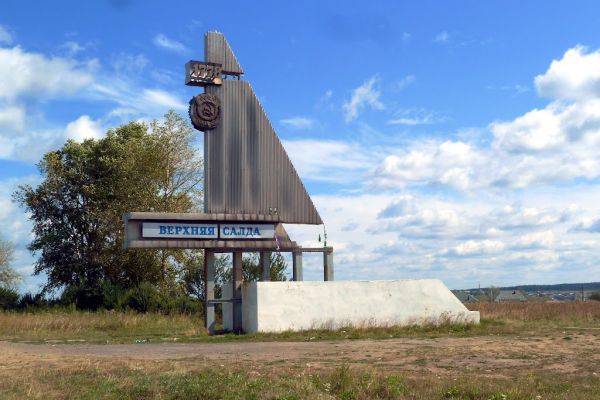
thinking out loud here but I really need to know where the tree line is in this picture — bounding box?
[0,110,287,313]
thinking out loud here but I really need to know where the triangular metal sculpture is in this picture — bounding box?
[189,32,323,225]
[204,31,244,76]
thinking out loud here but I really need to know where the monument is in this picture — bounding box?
[124,32,479,333]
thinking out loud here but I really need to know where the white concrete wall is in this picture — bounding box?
[242,280,479,333]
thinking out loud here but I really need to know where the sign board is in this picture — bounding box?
[220,224,276,239]
[143,222,218,239]
[185,61,223,86]
[142,222,276,240]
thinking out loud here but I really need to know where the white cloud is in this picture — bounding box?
[491,104,566,152]
[280,117,314,130]
[112,52,149,72]
[514,230,555,249]
[61,41,86,56]
[446,240,505,256]
[388,107,443,126]
[371,46,600,191]
[283,139,374,183]
[377,195,417,218]
[0,25,13,45]
[434,31,449,44]
[141,89,186,111]
[571,217,600,233]
[397,75,415,90]
[0,46,95,101]
[535,46,600,101]
[0,44,186,162]
[373,140,482,190]
[65,115,104,141]
[342,76,384,122]
[0,105,25,131]
[153,34,188,53]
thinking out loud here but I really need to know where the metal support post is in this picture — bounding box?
[324,251,334,281]
[232,251,243,332]
[204,250,216,334]
[259,251,271,281]
[292,251,303,281]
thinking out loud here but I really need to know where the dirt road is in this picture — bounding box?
[2,333,599,377]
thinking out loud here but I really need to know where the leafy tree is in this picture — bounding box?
[0,239,20,289]
[214,253,288,290]
[14,111,202,296]
[0,287,19,309]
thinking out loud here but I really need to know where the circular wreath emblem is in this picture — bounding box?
[189,93,220,131]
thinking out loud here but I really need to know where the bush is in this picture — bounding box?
[61,285,105,310]
[125,282,160,313]
[100,282,128,310]
[0,287,19,309]
[17,292,47,309]
[590,291,600,302]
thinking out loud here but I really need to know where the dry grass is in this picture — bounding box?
[3,301,600,344]
[468,301,600,322]
[2,302,600,398]
[0,310,205,342]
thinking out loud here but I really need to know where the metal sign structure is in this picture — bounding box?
[124,31,333,334]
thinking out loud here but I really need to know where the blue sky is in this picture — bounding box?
[3,0,600,292]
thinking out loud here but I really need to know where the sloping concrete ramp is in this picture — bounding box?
[242,280,479,333]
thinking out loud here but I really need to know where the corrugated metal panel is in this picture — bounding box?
[205,79,323,225]
[204,32,244,76]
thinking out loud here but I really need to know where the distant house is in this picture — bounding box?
[452,291,479,303]
[551,293,577,302]
[494,290,527,302]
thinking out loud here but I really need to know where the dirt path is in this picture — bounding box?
[2,333,599,378]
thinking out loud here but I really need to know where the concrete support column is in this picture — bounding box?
[324,251,334,281]
[292,251,303,281]
[232,251,243,333]
[204,250,216,334]
[259,251,271,281]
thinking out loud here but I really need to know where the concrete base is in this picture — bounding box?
[242,280,479,333]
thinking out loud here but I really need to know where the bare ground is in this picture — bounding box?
[2,332,600,379]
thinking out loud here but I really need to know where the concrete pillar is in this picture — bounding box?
[292,251,303,281]
[232,251,243,332]
[259,251,271,281]
[204,250,216,334]
[324,251,334,281]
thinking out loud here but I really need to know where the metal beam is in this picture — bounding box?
[324,252,334,281]
[259,251,271,281]
[292,251,303,281]
[204,250,216,334]
[232,251,243,332]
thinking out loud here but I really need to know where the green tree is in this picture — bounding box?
[0,239,20,289]
[214,253,288,289]
[14,111,202,296]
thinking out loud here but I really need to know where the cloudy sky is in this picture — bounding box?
[2,1,600,291]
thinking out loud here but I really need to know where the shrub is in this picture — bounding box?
[100,282,128,310]
[590,291,600,301]
[125,282,160,313]
[0,287,19,309]
[17,292,46,309]
[61,285,105,310]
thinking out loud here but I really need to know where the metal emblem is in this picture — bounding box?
[189,93,220,131]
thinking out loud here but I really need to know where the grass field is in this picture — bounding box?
[2,301,600,343]
[1,302,599,399]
